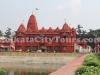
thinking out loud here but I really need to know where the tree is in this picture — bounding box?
[88,29,96,36]
[86,29,96,49]
[95,29,100,37]
[0,30,3,37]
[4,27,11,38]
[76,24,83,34]
[40,46,47,52]
[81,30,87,40]
[76,24,83,40]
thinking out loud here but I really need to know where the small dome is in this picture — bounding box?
[17,24,26,33]
[41,27,47,33]
[48,27,54,33]
[62,22,70,31]
[55,27,60,33]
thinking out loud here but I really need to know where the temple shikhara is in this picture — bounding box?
[15,14,77,52]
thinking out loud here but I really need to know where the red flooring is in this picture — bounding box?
[49,54,88,75]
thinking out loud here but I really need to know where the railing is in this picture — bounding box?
[0,52,83,57]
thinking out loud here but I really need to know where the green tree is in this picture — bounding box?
[76,24,83,40]
[86,29,96,49]
[95,29,100,37]
[40,46,47,52]
[81,30,87,40]
[88,29,96,36]
[4,27,11,38]
[0,30,3,37]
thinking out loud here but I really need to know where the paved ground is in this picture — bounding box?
[49,54,88,75]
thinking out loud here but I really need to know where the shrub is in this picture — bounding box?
[83,53,100,67]
[88,66,99,74]
[0,68,7,75]
[96,52,100,59]
[97,52,100,56]
[83,60,100,67]
[75,53,100,75]
[40,46,47,52]
[81,72,94,75]
[75,66,89,75]
[75,66,99,75]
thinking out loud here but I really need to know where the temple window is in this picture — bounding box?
[26,46,31,50]
[63,36,66,40]
[40,36,44,39]
[48,36,52,40]
[54,36,60,41]
[54,46,59,52]
[18,46,21,50]
[47,46,52,52]
[26,36,30,41]
[34,36,39,40]
[63,46,66,51]
[17,36,22,41]
[33,46,38,51]
[32,36,35,39]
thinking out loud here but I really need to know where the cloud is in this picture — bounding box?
[57,0,81,14]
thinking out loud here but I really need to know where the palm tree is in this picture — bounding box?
[76,24,83,40]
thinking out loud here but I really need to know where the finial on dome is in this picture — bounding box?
[69,24,71,27]
[32,11,33,15]
[65,19,66,23]
[22,20,24,24]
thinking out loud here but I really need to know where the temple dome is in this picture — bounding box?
[48,27,54,33]
[55,27,60,33]
[17,24,26,33]
[41,27,47,33]
[62,22,71,31]
[27,14,38,31]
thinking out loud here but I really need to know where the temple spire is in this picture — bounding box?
[27,14,38,31]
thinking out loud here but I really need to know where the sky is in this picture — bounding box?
[0,0,100,33]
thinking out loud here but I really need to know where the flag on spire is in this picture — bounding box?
[22,20,24,24]
[36,8,38,10]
